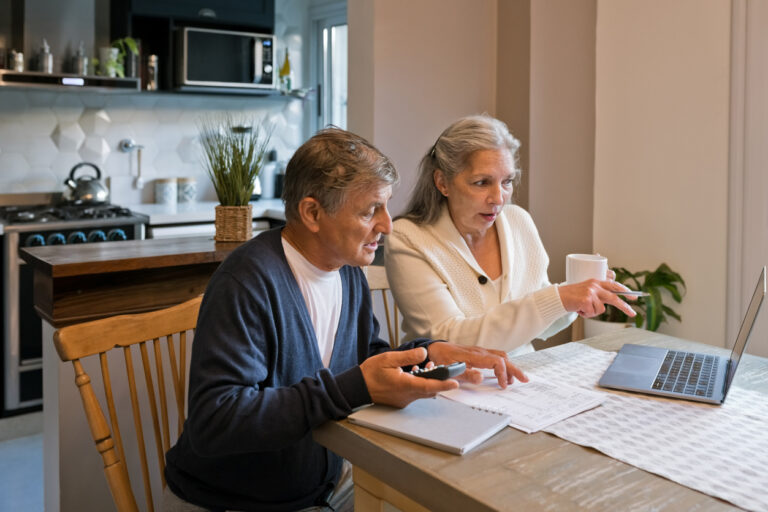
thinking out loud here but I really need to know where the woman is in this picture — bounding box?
[384,115,634,354]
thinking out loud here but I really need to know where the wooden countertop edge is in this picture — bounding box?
[19,236,245,278]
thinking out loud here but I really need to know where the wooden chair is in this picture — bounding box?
[53,295,203,512]
[363,265,401,347]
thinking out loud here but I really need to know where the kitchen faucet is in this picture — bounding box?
[118,138,145,189]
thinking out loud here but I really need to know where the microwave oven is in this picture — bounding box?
[175,27,276,92]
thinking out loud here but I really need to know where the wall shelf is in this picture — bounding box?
[0,70,140,93]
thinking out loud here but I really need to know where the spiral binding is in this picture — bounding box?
[470,404,506,416]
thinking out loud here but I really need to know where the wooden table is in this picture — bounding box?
[314,328,767,511]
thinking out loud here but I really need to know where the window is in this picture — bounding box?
[310,2,347,132]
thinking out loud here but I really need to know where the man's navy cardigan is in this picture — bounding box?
[165,228,434,511]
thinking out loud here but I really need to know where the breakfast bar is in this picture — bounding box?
[20,236,245,512]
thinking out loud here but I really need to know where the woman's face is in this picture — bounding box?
[434,148,516,237]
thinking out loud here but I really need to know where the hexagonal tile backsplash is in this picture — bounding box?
[0,89,306,202]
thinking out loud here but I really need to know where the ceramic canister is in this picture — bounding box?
[154,178,177,205]
[177,177,197,203]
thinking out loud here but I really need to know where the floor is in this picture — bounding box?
[0,412,43,512]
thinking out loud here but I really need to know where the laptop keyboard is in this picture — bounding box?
[651,350,719,397]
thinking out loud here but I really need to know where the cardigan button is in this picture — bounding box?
[478,275,488,285]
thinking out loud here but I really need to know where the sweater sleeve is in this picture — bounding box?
[385,220,573,352]
[184,271,370,458]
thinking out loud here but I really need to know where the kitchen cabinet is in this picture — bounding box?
[128,0,274,31]
[111,0,275,91]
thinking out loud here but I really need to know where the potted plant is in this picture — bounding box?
[199,114,272,241]
[583,263,686,336]
[95,38,138,78]
[112,37,139,78]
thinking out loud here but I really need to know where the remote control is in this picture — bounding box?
[410,362,466,380]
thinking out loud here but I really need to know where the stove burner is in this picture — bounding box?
[0,204,136,224]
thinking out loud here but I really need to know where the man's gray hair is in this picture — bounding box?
[282,127,399,223]
[401,115,521,225]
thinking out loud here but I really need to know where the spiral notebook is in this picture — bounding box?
[347,396,511,455]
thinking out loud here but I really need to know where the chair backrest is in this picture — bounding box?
[53,295,203,512]
[363,265,401,347]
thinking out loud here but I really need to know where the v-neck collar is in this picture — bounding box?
[428,205,514,300]
[277,230,349,370]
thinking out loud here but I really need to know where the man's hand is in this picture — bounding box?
[426,343,528,389]
[359,348,460,408]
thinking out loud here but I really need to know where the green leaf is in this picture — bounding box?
[661,305,681,322]
[199,114,273,206]
[645,288,662,331]
[123,37,139,55]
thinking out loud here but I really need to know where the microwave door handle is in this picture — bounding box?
[253,38,263,84]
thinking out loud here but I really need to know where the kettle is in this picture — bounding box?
[63,162,110,204]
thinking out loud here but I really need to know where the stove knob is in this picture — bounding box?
[46,233,66,245]
[107,228,127,241]
[25,234,46,247]
[67,231,87,244]
[87,230,107,243]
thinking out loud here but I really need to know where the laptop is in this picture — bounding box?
[598,266,766,404]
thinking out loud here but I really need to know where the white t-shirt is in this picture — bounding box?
[282,236,342,367]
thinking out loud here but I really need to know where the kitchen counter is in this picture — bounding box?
[126,198,285,225]
[21,235,248,512]
[20,236,244,326]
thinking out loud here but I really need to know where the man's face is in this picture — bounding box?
[316,182,393,270]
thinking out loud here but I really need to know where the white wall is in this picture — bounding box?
[348,0,498,216]
[0,4,310,200]
[594,0,731,345]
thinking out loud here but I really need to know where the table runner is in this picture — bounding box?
[513,342,768,511]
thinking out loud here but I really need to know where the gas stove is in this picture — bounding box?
[0,203,148,245]
[0,203,136,224]
[1,201,148,415]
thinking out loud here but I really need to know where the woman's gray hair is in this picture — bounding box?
[282,126,399,223]
[401,114,521,225]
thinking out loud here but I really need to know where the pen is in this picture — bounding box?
[612,290,650,297]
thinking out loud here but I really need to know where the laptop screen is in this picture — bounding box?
[724,266,766,392]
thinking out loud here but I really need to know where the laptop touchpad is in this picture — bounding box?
[611,354,661,374]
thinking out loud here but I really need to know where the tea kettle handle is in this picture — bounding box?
[68,162,102,180]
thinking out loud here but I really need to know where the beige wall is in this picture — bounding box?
[350,0,733,347]
[348,0,498,216]
[528,0,596,286]
[496,0,530,211]
[594,0,731,345]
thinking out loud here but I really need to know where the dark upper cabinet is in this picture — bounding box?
[127,0,274,32]
[111,0,275,92]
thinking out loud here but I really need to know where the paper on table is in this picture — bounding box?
[441,373,606,433]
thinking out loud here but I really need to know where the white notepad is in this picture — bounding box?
[441,374,606,434]
[347,396,511,455]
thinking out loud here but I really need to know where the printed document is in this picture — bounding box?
[441,373,605,433]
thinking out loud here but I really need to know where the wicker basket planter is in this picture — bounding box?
[214,204,253,242]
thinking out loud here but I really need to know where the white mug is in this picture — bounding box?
[566,254,608,284]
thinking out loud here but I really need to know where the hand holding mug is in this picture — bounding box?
[561,253,636,318]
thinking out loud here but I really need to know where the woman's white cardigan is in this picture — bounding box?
[384,204,575,354]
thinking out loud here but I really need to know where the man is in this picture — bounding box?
[163,128,527,511]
